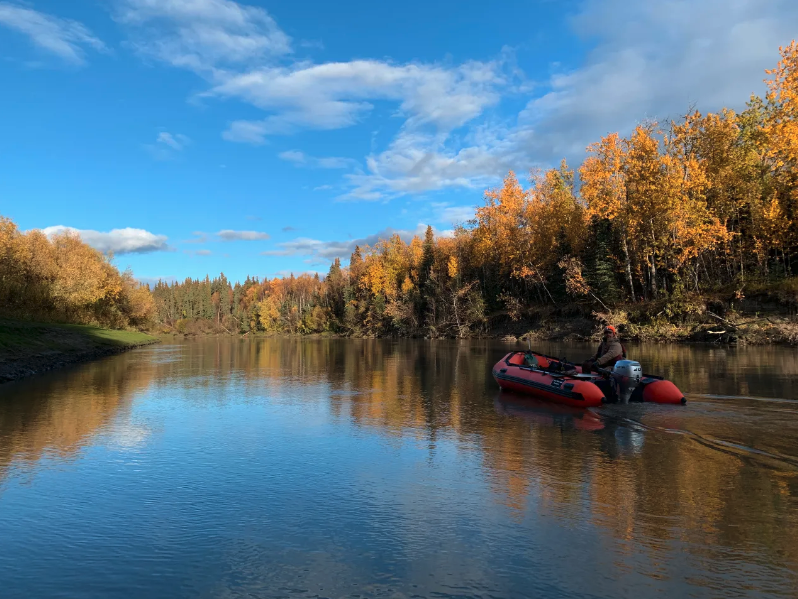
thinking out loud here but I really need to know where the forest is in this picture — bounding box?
[2,41,798,341]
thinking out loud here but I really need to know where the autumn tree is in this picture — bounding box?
[580,133,636,299]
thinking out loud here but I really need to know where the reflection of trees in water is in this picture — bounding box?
[623,343,798,400]
[0,354,157,482]
[2,339,796,577]
[202,338,798,575]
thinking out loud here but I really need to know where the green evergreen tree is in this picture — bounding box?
[584,218,621,304]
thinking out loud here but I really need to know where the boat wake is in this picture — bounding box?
[600,411,798,470]
[689,393,798,404]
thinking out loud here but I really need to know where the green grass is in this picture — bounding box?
[0,320,156,355]
[55,324,155,346]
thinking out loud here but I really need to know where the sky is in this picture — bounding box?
[1,0,796,285]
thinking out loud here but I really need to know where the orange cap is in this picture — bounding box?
[604,325,616,334]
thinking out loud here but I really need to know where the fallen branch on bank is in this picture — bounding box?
[707,311,738,328]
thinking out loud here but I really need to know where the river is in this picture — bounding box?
[0,339,796,598]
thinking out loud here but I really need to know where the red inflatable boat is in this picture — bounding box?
[493,351,686,408]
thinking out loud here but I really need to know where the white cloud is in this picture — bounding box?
[343,128,529,200]
[41,226,169,254]
[115,0,291,71]
[278,150,357,169]
[0,2,106,65]
[339,0,798,199]
[117,0,798,201]
[114,0,509,192]
[216,229,269,241]
[157,131,191,150]
[263,224,451,262]
[517,0,798,163]
[213,59,505,143]
[222,119,273,143]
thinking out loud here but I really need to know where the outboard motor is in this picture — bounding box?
[611,360,643,403]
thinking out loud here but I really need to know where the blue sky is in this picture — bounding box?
[1,0,796,284]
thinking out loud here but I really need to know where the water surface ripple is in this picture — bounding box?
[0,339,796,598]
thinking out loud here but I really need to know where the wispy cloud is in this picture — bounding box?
[216,59,506,143]
[216,229,269,241]
[146,131,191,159]
[278,150,358,169]
[183,229,270,243]
[185,248,212,256]
[281,226,297,232]
[263,224,451,262]
[41,226,170,254]
[343,127,527,200]
[157,131,190,150]
[184,231,208,244]
[115,0,291,72]
[0,2,106,65]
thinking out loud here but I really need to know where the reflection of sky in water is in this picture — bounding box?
[104,421,152,450]
[0,339,796,598]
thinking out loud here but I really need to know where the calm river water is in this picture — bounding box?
[1,339,797,599]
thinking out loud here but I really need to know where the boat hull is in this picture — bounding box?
[493,351,686,408]
[493,352,605,408]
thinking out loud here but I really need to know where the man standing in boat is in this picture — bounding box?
[583,325,625,373]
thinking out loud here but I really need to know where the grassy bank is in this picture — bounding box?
[0,321,158,385]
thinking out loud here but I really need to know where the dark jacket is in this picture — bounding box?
[594,336,624,367]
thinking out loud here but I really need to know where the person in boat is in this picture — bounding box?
[583,325,625,373]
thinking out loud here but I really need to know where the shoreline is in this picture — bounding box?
[3,313,792,386]
[0,321,159,386]
[154,314,798,346]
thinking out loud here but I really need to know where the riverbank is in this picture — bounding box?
[155,312,798,345]
[497,296,798,345]
[506,314,798,345]
[0,321,158,385]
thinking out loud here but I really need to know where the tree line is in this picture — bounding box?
[3,42,797,336]
[152,42,798,337]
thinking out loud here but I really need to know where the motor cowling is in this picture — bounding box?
[611,360,642,403]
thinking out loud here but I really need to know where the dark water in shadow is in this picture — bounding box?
[0,339,796,598]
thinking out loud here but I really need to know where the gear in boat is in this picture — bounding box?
[492,350,686,408]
